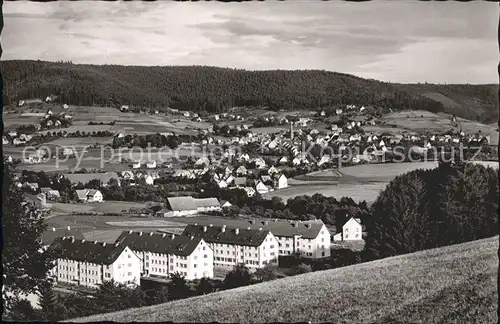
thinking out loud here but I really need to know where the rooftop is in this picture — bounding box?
[115,231,202,257]
[48,237,128,265]
[182,224,270,247]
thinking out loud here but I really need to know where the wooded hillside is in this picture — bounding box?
[2,60,497,122]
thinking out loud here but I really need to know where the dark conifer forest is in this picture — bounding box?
[2,60,497,122]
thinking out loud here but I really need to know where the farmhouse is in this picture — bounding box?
[157,196,198,217]
[334,217,364,241]
[146,160,157,169]
[132,162,141,169]
[75,189,103,203]
[273,174,288,189]
[182,225,279,271]
[114,231,214,280]
[47,237,141,289]
[220,200,232,208]
[235,165,248,176]
[255,181,269,194]
[40,187,61,200]
[253,158,267,169]
[24,193,52,210]
[195,198,222,213]
[137,174,155,186]
[243,187,256,197]
[267,166,279,175]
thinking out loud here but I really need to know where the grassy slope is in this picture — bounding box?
[72,236,498,323]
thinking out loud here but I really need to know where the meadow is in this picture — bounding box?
[267,160,498,203]
[265,181,388,203]
[51,201,146,215]
[72,236,499,323]
[367,110,499,145]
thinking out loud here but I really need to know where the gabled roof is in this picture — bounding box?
[115,231,202,257]
[166,196,198,211]
[187,218,327,239]
[75,189,89,200]
[182,225,270,247]
[87,189,101,197]
[195,198,220,208]
[48,237,128,265]
[42,227,85,246]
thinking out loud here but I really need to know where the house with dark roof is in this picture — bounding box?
[157,196,221,217]
[23,193,52,210]
[182,224,279,271]
[157,196,198,217]
[40,187,61,200]
[47,237,141,289]
[185,218,331,259]
[195,198,221,213]
[75,189,103,203]
[115,231,214,280]
[334,217,364,242]
[41,226,85,249]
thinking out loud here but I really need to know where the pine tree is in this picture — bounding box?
[2,166,57,314]
[168,272,190,301]
[39,282,67,321]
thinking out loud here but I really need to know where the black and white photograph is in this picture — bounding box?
[1,0,499,322]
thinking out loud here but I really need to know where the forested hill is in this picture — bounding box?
[2,60,498,122]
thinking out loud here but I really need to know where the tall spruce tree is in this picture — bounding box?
[365,162,498,260]
[2,166,57,316]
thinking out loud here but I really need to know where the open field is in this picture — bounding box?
[51,201,146,215]
[273,161,498,202]
[367,110,499,146]
[105,220,186,227]
[36,125,114,135]
[338,161,439,181]
[41,137,113,146]
[73,236,498,323]
[264,182,388,203]
[16,157,130,173]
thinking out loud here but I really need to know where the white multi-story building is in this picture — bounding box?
[182,224,279,271]
[48,237,141,289]
[115,231,214,280]
[187,218,331,259]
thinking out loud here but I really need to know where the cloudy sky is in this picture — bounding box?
[3,1,498,84]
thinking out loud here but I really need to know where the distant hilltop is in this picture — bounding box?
[2,60,498,123]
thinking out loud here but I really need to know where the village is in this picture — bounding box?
[3,98,498,296]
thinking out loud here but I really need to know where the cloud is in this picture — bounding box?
[2,1,498,83]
